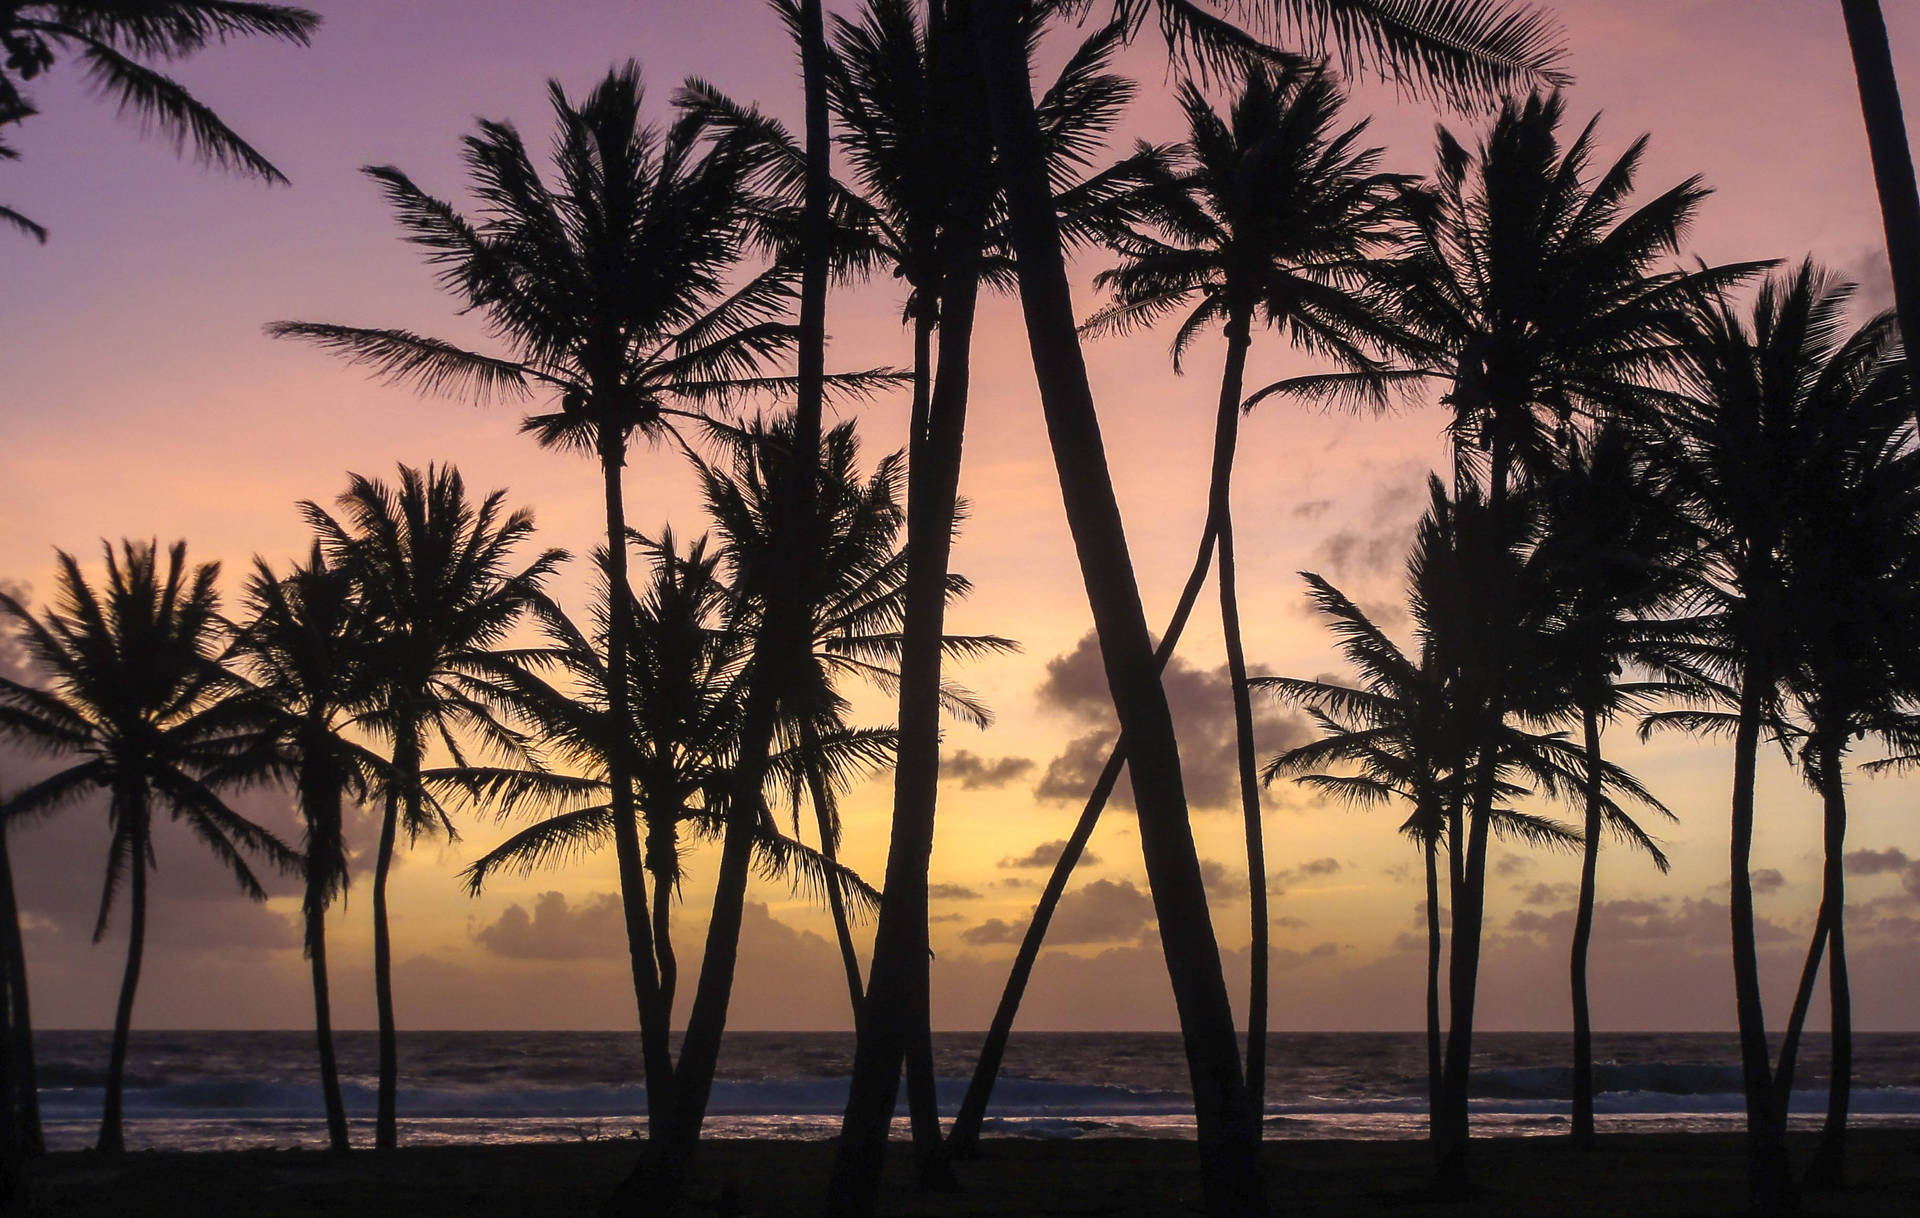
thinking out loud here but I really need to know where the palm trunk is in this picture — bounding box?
[633,6,833,1208]
[1842,0,1920,423]
[599,439,675,1139]
[307,883,349,1154]
[371,786,400,1151]
[647,822,677,1019]
[1569,703,1604,1149]
[1806,745,1852,1188]
[975,7,1263,1213]
[98,814,147,1155]
[1212,305,1266,1112]
[801,743,865,1026]
[1729,665,1795,1215]
[947,510,1225,1158]
[1433,754,1495,1197]
[1423,828,1443,1143]
[0,828,40,1159]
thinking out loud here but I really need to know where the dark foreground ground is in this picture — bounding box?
[22,1131,1920,1216]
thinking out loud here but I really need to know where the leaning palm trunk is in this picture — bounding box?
[1728,666,1797,1214]
[1569,704,1604,1149]
[597,434,675,1138]
[948,483,1226,1158]
[305,875,349,1154]
[1805,745,1853,1188]
[972,8,1264,1212]
[827,11,989,1204]
[1211,301,1268,1111]
[1433,752,1495,1195]
[631,6,834,1209]
[1843,0,1920,409]
[800,740,865,1025]
[99,810,147,1155]
[1422,826,1443,1142]
[0,827,40,1159]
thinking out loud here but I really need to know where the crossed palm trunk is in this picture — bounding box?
[98,801,148,1155]
[970,4,1265,1214]
[1778,740,1853,1188]
[300,763,350,1154]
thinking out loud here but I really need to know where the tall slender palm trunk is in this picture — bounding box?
[974,5,1263,1213]
[1433,755,1494,1196]
[1569,704,1604,1149]
[598,436,674,1138]
[1212,303,1268,1111]
[1422,827,1443,1142]
[306,883,349,1154]
[1842,0,1920,412]
[1728,667,1796,1215]
[98,814,147,1155]
[370,787,400,1150]
[800,743,865,1026]
[647,823,677,1016]
[0,828,40,1160]
[1806,746,1853,1188]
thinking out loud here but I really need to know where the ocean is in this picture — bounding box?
[34,1030,1920,1152]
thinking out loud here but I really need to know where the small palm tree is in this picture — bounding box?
[304,466,562,1150]
[1084,60,1407,1107]
[0,541,296,1153]
[223,545,387,1154]
[0,1,318,240]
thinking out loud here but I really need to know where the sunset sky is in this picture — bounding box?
[3,0,1918,1036]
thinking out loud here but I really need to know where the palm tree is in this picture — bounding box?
[0,776,44,1210]
[223,545,387,1154]
[304,466,562,1151]
[0,1,318,240]
[1083,60,1406,1108]
[456,536,887,1032]
[1648,262,1894,1215]
[1839,0,1920,398]
[267,63,879,1139]
[0,541,296,1153]
[1532,426,1684,1149]
[960,5,1565,1211]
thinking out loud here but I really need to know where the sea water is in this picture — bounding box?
[33,1030,1920,1151]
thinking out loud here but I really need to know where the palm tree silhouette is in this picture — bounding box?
[1083,60,1406,1108]
[0,1,318,240]
[1648,262,1893,1215]
[955,5,1564,1210]
[0,541,297,1153]
[267,64,882,1143]
[303,466,562,1150]
[223,545,389,1154]
[1532,426,1683,1148]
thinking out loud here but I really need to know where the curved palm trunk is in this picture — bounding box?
[1212,306,1267,1112]
[1433,755,1495,1197]
[371,786,400,1150]
[947,506,1226,1158]
[0,827,41,1159]
[306,884,349,1154]
[1842,0,1920,420]
[974,8,1264,1213]
[1422,829,1443,1143]
[1806,746,1852,1188]
[1569,704,1604,1149]
[98,815,147,1155]
[599,439,675,1141]
[647,822,677,1019]
[1728,666,1796,1215]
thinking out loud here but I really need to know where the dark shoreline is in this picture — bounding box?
[23,1130,1920,1216]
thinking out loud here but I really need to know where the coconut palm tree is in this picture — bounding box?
[0,776,43,1211]
[957,5,1565,1210]
[1083,60,1406,1107]
[1531,425,1685,1149]
[1647,262,1894,1215]
[222,545,387,1154]
[1839,0,1920,392]
[0,1,318,240]
[0,541,297,1153]
[303,466,561,1150]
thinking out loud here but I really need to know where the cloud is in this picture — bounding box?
[999,839,1096,869]
[1839,246,1896,315]
[473,891,626,960]
[1031,633,1311,813]
[1305,475,1424,584]
[1516,882,1577,907]
[1199,858,1247,905]
[929,883,981,900]
[1751,869,1787,894]
[1270,857,1341,895]
[1291,499,1333,520]
[1845,847,1911,875]
[1494,855,1533,878]
[941,750,1035,791]
[960,879,1156,949]
[1507,896,1793,946]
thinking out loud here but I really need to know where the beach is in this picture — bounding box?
[22,1131,1920,1217]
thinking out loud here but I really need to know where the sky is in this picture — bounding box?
[2,0,1918,1035]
